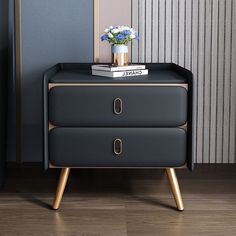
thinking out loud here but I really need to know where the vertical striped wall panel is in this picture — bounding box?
[131,0,236,163]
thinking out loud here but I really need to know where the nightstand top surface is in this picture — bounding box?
[45,63,192,84]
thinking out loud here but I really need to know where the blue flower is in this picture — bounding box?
[116,33,125,41]
[122,30,131,36]
[135,34,139,40]
[101,34,108,41]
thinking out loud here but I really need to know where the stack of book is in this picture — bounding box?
[92,64,148,78]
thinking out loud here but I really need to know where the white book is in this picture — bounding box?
[92,64,146,72]
[92,69,149,78]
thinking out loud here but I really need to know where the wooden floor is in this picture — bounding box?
[0,164,236,236]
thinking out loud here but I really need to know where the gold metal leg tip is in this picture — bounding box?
[177,206,184,211]
[52,205,59,210]
[52,202,60,210]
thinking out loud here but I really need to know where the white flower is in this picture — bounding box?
[111,28,120,34]
[130,34,136,39]
[130,28,135,34]
[122,26,130,31]
[108,32,113,38]
[101,25,139,44]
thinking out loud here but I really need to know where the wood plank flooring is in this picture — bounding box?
[0,164,236,236]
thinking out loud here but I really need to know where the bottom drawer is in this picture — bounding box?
[49,128,186,167]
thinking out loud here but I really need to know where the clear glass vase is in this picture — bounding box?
[111,45,128,67]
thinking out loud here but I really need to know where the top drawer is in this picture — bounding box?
[48,85,187,127]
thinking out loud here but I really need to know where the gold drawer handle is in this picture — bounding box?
[113,138,122,155]
[113,98,123,115]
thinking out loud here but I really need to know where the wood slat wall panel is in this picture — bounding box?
[230,0,236,163]
[210,0,218,163]
[172,0,179,64]
[185,0,192,70]
[159,0,165,62]
[223,0,232,163]
[151,0,159,62]
[145,0,152,62]
[132,0,236,163]
[139,0,146,62]
[203,0,211,163]
[191,0,199,164]
[216,0,225,163]
[197,0,205,163]
[178,0,185,67]
[165,0,172,62]
[131,0,139,62]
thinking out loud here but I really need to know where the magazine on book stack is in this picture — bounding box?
[92,64,148,78]
[92,69,148,78]
[92,64,146,72]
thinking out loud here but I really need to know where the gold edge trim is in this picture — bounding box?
[15,0,22,163]
[179,123,188,131]
[49,122,56,131]
[49,163,187,169]
[48,83,188,90]
[93,0,99,62]
[48,124,187,132]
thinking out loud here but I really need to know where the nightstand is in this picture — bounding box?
[43,63,194,211]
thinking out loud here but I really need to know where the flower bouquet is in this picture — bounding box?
[100,25,139,66]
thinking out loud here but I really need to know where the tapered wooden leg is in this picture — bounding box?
[52,168,70,210]
[166,168,184,211]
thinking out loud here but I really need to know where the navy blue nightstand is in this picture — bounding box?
[43,63,194,211]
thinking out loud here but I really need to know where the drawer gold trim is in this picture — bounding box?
[179,123,187,131]
[48,123,188,131]
[49,163,187,169]
[48,122,188,131]
[49,122,56,131]
[48,83,188,90]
